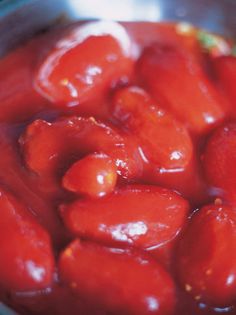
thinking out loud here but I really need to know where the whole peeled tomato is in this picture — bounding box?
[61,185,189,250]
[137,43,227,134]
[213,55,236,115]
[0,188,55,292]
[112,86,193,171]
[62,153,118,198]
[59,239,176,315]
[20,116,142,181]
[203,123,236,194]
[177,204,236,306]
[34,21,134,106]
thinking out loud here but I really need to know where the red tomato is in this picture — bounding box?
[9,284,106,315]
[0,38,50,123]
[59,240,176,315]
[35,21,134,107]
[61,185,189,250]
[213,56,236,115]
[112,86,193,170]
[63,153,117,198]
[177,204,236,306]
[0,124,67,245]
[143,154,210,207]
[122,22,200,59]
[203,123,236,193]
[138,43,227,134]
[20,116,142,181]
[1,19,236,315]
[0,188,55,291]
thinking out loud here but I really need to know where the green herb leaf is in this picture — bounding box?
[197,31,218,49]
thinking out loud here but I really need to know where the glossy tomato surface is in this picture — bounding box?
[0,20,235,315]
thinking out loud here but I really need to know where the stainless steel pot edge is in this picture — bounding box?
[0,0,236,57]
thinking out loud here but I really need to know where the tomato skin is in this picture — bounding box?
[20,116,142,183]
[112,86,193,171]
[59,239,176,315]
[122,22,201,60]
[0,124,67,246]
[8,284,107,315]
[177,204,236,306]
[0,38,50,123]
[62,153,117,198]
[35,21,133,107]
[203,123,236,193]
[143,154,210,207]
[137,43,227,134]
[213,56,236,115]
[61,185,189,250]
[0,188,55,292]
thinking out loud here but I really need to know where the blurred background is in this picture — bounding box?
[0,0,236,56]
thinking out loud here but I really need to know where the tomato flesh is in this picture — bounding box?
[0,19,235,315]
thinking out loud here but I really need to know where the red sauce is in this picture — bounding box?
[0,20,236,315]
